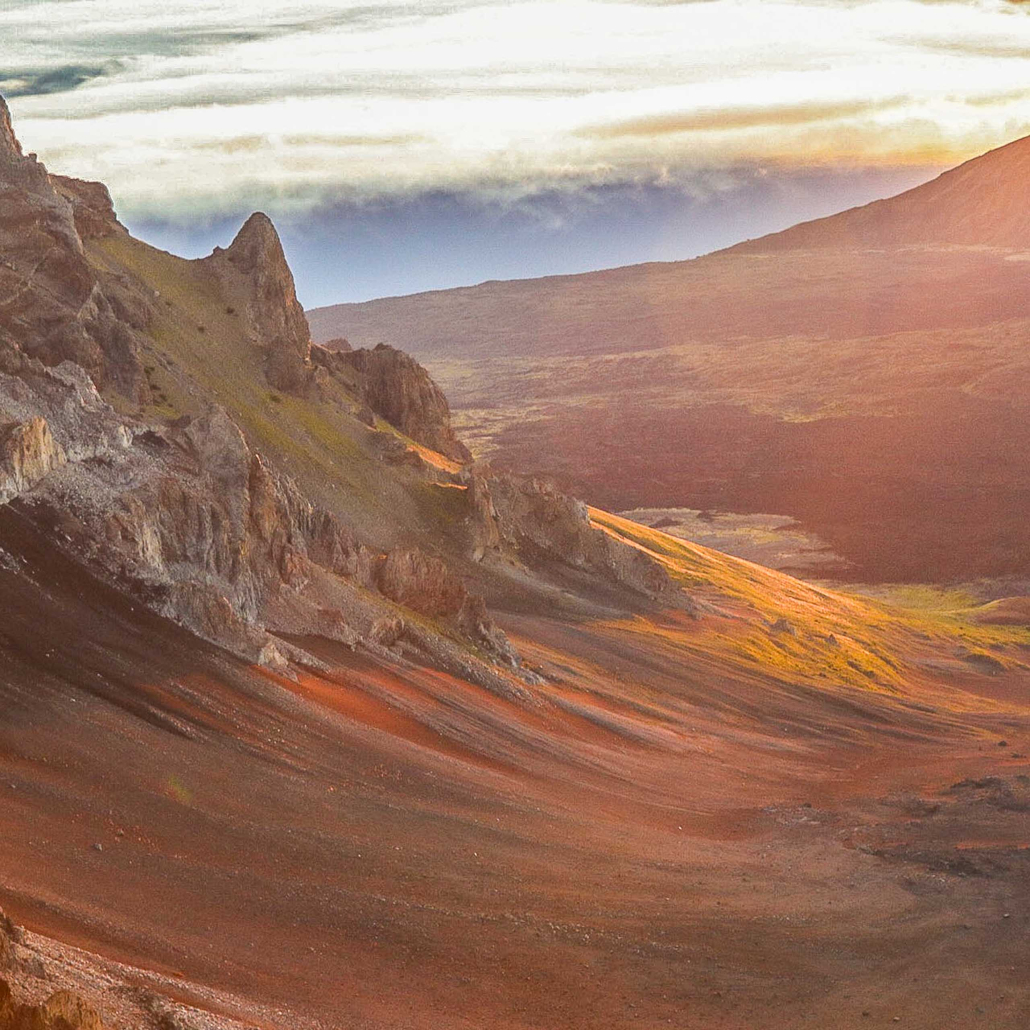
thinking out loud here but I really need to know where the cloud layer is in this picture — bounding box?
[3,0,1030,220]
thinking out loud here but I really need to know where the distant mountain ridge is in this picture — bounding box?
[308,132,1030,362]
[735,132,1030,253]
[307,131,1030,582]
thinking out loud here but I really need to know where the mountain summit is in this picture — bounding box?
[738,132,1030,252]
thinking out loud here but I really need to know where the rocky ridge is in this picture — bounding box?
[0,98,149,405]
[0,93,677,697]
[0,96,526,687]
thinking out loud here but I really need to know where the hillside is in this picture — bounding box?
[734,133,1030,253]
[1,95,1030,1030]
[308,133,1030,583]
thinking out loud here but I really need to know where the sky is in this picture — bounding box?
[3,0,1030,306]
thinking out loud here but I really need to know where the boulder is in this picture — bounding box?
[0,418,67,504]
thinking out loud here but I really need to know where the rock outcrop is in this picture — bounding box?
[0,286,513,677]
[201,225,472,462]
[466,468,672,600]
[0,910,105,1030]
[0,908,246,1030]
[51,176,126,241]
[42,402,511,667]
[317,343,471,462]
[372,546,513,657]
[0,97,149,405]
[0,982,107,1030]
[0,910,19,971]
[0,418,67,504]
[0,345,514,678]
[375,548,469,617]
[204,213,311,392]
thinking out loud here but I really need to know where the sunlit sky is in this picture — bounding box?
[4,0,1030,304]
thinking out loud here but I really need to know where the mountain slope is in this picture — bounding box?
[309,131,1030,357]
[736,132,1030,252]
[2,95,1030,1030]
[308,132,1030,582]
[4,479,1030,1030]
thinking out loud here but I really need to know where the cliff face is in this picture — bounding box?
[0,97,149,405]
[0,351,517,680]
[318,343,471,462]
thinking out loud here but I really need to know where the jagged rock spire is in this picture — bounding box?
[223,212,287,273]
[207,212,312,392]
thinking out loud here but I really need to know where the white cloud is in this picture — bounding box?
[3,0,1030,218]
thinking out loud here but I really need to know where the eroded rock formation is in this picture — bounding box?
[0,97,149,405]
[0,982,107,1030]
[316,343,470,462]
[12,388,513,669]
[0,418,67,505]
[464,468,672,599]
[204,213,311,392]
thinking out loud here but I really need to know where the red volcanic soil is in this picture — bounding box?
[1,507,1029,1028]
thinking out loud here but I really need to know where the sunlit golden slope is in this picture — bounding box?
[589,508,1030,707]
